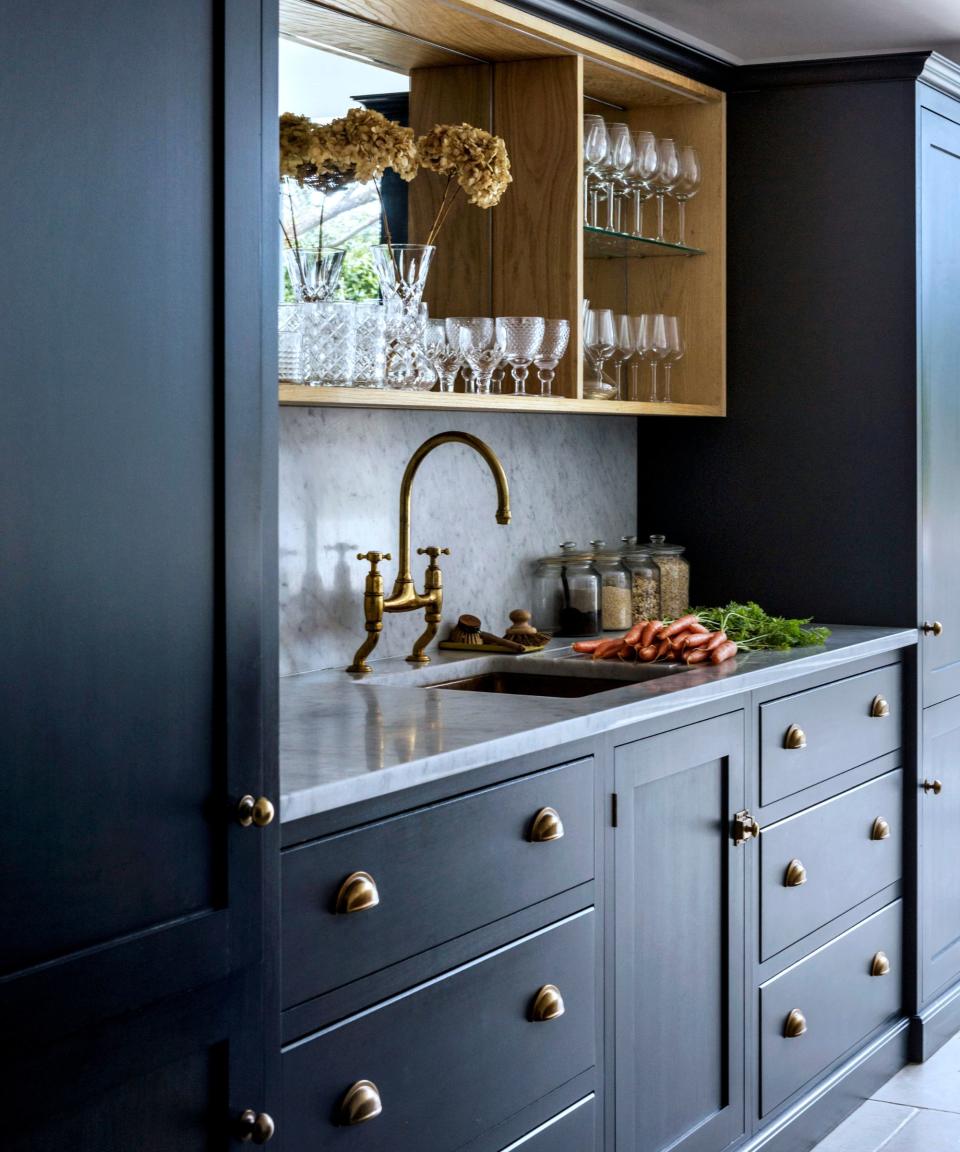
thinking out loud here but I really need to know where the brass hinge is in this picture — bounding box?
[611,792,619,828]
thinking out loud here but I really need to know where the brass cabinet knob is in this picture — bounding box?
[335,871,380,914]
[871,951,891,977]
[784,724,807,750]
[922,621,944,636]
[784,1009,807,1038]
[871,817,891,841]
[733,809,761,845]
[529,806,564,842]
[236,795,275,828]
[784,859,808,887]
[531,984,565,1022]
[237,1110,275,1144]
[338,1080,382,1126]
[870,695,891,718]
[923,779,944,795]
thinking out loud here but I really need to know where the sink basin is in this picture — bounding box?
[426,665,682,698]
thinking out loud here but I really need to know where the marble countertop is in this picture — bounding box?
[281,625,917,823]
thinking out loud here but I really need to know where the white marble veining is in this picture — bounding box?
[280,625,917,822]
[278,407,637,674]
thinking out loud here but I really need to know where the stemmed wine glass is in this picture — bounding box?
[583,115,609,227]
[604,124,634,232]
[457,318,506,395]
[651,138,680,243]
[583,308,616,398]
[496,317,546,395]
[671,146,701,245]
[626,131,658,237]
[638,312,670,401]
[609,314,635,398]
[533,319,571,397]
[422,319,462,393]
[662,315,684,403]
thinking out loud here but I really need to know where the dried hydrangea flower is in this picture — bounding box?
[417,123,512,208]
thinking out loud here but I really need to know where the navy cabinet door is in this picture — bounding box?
[0,0,278,1139]
[613,712,746,1152]
[920,106,960,706]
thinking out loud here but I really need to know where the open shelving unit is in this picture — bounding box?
[278,0,726,416]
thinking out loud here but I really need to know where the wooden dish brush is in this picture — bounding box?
[504,609,552,648]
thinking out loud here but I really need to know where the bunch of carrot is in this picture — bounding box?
[571,615,738,666]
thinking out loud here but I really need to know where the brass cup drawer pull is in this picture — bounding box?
[871,951,891,977]
[335,871,380,914]
[531,984,565,1022]
[236,795,275,828]
[784,724,807,750]
[338,1080,382,1126]
[784,1008,807,1038]
[871,817,891,841]
[784,859,807,887]
[237,1110,275,1144]
[870,695,891,718]
[529,806,564,842]
[923,779,944,795]
[922,621,944,636]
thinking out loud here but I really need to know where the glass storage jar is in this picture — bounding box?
[646,534,690,618]
[532,542,601,637]
[622,545,661,623]
[590,540,633,631]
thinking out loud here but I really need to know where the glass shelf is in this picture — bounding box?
[583,225,704,260]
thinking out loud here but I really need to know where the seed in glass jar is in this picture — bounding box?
[655,556,689,618]
[631,574,659,622]
[602,585,632,630]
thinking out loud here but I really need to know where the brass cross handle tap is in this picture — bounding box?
[358,550,392,571]
[417,546,451,565]
[346,551,393,675]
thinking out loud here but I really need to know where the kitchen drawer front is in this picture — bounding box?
[283,756,594,1006]
[283,910,597,1152]
[760,770,902,960]
[498,1096,595,1151]
[760,664,901,805]
[760,901,902,1116]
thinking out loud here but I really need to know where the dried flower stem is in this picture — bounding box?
[374,179,398,276]
[426,175,464,246]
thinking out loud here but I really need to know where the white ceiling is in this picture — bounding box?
[592,0,960,65]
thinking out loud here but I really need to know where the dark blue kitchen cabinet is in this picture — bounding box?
[0,0,278,1143]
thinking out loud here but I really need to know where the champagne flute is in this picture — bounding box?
[672,145,701,245]
[639,312,669,401]
[583,115,609,227]
[651,138,680,243]
[627,131,658,237]
[583,308,616,397]
[662,314,684,403]
[604,123,634,232]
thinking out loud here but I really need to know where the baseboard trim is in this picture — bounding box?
[741,1019,910,1152]
[910,979,960,1061]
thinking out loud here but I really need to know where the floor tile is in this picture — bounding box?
[873,1034,960,1113]
[808,1100,918,1152]
[876,1107,960,1151]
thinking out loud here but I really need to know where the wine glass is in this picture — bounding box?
[627,131,659,237]
[583,115,609,227]
[422,319,461,393]
[628,315,645,400]
[651,138,680,243]
[496,316,546,395]
[604,123,634,232]
[533,318,571,396]
[638,312,670,401]
[490,352,509,395]
[662,315,684,403]
[583,308,616,397]
[671,145,701,245]
[608,314,634,398]
[457,318,505,395]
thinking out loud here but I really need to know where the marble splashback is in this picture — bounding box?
[279,406,638,675]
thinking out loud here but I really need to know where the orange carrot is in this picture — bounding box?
[710,640,738,664]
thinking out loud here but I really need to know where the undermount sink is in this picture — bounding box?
[425,664,685,698]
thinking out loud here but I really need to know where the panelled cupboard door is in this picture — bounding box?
[920,106,960,706]
[920,695,960,1003]
[0,0,277,1057]
[613,712,746,1152]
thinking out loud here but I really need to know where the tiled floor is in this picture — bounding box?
[811,1033,960,1151]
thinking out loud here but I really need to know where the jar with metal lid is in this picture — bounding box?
[531,542,601,637]
[646,534,690,618]
[590,540,633,632]
[621,545,661,623]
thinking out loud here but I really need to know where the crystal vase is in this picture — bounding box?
[284,246,345,302]
[372,244,435,389]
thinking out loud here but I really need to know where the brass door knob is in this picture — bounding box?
[733,810,761,845]
[784,1009,807,1038]
[871,951,891,977]
[923,779,944,795]
[785,859,808,887]
[531,984,565,1022]
[784,724,807,750]
[529,807,564,842]
[870,695,891,718]
[338,1080,382,1126]
[335,870,380,914]
[871,817,891,841]
[922,621,944,636]
[236,795,275,828]
[237,1110,275,1144]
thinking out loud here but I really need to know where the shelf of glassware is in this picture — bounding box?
[583,225,705,260]
[277,383,721,416]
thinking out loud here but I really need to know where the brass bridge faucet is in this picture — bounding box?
[347,432,511,673]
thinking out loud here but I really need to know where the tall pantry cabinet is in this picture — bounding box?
[644,52,960,1055]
